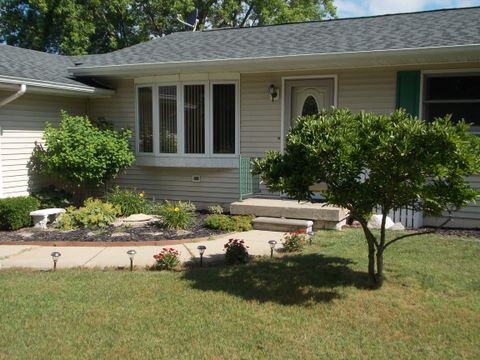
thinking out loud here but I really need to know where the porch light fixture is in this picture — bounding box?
[268,84,279,102]
[127,250,136,271]
[197,245,206,267]
[268,240,277,258]
[51,251,61,271]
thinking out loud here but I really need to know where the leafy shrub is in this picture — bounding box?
[56,198,121,229]
[282,229,306,252]
[204,214,254,232]
[159,200,196,230]
[153,248,181,271]
[0,196,40,230]
[143,201,163,215]
[32,111,135,201]
[105,186,147,216]
[207,204,224,215]
[32,185,73,209]
[224,239,249,265]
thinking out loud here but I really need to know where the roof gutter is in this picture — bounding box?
[0,76,114,97]
[0,83,27,108]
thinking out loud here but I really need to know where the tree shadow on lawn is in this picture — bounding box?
[181,254,371,306]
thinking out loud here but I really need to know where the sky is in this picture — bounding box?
[336,0,480,18]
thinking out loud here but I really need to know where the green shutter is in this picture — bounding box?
[396,71,420,117]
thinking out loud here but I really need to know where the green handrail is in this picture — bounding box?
[239,157,260,200]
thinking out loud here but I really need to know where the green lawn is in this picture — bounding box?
[0,229,479,359]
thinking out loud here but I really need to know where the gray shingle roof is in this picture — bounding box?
[1,7,479,88]
[0,45,97,88]
[76,7,480,69]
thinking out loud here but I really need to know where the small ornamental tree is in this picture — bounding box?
[253,108,480,287]
[32,111,135,202]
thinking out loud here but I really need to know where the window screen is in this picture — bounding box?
[159,86,177,153]
[213,84,236,154]
[137,87,153,153]
[184,85,205,154]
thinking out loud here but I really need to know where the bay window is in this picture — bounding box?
[136,80,238,163]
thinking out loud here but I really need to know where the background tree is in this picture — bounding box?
[0,0,336,54]
[253,109,480,287]
[32,111,135,203]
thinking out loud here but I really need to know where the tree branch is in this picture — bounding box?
[383,214,452,250]
[239,3,254,27]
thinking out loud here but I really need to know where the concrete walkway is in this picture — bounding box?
[0,230,284,270]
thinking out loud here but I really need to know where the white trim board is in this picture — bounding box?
[135,73,240,84]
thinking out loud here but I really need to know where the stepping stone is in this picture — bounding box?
[123,214,153,223]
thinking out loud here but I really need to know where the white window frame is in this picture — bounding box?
[209,81,240,157]
[157,83,180,155]
[135,78,240,165]
[182,81,210,157]
[135,84,155,155]
[420,68,480,134]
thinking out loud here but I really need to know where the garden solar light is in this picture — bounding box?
[127,250,136,271]
[51,251,61,271]
[197,245,206,267]
[268,240,277,258]
[308,230,314,245]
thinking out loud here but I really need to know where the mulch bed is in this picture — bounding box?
[0,212,227,246]
[433,228,480,239]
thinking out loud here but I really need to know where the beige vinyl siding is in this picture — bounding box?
[240,63,480,227]
[240,68,396,157]
[89,80,240,208]
[0,91,86,198]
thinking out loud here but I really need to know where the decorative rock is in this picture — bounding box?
[176,230,192,237]
[19,232,35,238]
[390,222,406,231]
[149,232,164,237]
[367,214,395,229]
[111,232,130,238]
[123,214,153,223]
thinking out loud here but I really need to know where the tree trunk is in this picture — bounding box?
[375,249,384,288]
[367,240,376,284]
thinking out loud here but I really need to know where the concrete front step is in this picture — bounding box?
[231,198,348,230]
[253,217,313,233]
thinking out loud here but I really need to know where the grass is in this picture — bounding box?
[0,229,479,359]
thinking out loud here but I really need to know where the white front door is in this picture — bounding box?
[283,78,335,199]
[284,78,335,132]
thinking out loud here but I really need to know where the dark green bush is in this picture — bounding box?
[32,185,73,209]
[0,196,40,230]
[204,214,254,232]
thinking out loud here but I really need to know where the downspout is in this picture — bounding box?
[0,84,27,108]
[0,84,27,199]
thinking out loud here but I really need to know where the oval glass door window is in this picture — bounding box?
[301,95,319,116]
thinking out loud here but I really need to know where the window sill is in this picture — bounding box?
[135,155,239,168]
